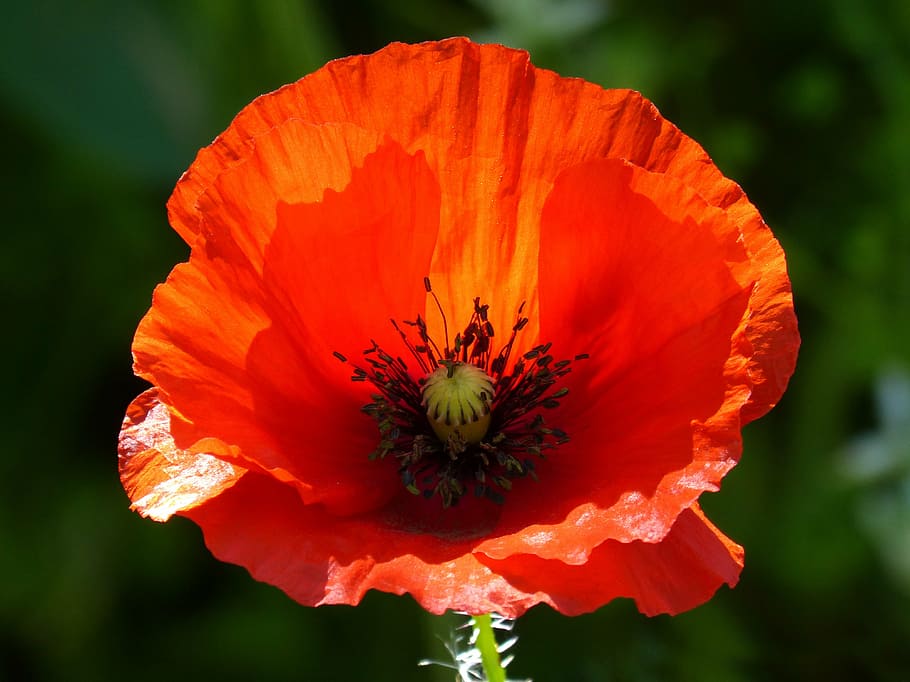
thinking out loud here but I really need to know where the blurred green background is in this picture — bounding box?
[2,0,909,680]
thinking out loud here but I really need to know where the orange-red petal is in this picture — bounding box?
[167,39,795,366]
[185,471,740,617]
[118,389,245,521]
[477,158,763,561]
[186,473,542,617]
[133,139,440,514]
[480,505,744,617]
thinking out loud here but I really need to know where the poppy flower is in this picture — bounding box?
[119,38,799,617]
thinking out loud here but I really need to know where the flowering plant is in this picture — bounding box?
[120,38,798,619]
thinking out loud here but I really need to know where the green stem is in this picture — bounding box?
[474,613,507,682]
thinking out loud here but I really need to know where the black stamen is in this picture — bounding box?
[425,277,450,358]
[342,288,585,508]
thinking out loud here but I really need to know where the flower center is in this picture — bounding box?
[422,362,494,444]
[336,278,586,508]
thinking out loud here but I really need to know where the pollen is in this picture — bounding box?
[422,362,495,444]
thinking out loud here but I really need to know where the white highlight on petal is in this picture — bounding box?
[120,392,244,522]
[133,452,239,522]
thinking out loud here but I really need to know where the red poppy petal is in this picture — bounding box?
[185,473,545,617]
[479,504,743,616]
[185,472,738,617]
[478,158,761,561]
[168,39,796,369]
[134,139,440,514]
[734,214,800,423]
[190,121,383,278]
[167,114,381,247]
[172,41,784,346]
[118,389,245,521]
[265,141,440,361]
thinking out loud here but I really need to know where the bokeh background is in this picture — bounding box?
[3,0,909,680]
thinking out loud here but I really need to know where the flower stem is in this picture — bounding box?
[473,613,507,682]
